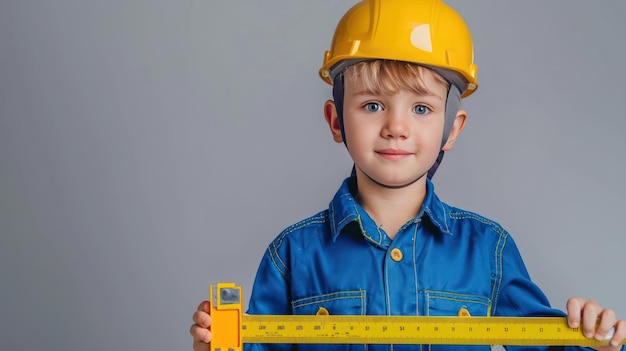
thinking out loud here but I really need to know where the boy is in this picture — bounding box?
[191,0,625,350]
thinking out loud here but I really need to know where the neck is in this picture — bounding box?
[354,172,427,240]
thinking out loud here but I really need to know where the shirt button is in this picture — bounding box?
[390,248,403,262]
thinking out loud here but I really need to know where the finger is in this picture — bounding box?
[581,300,601,338]
[193,339,211,351]
[198,300,210,312]
[609,319,626,347]
[190,323,212,343]
[594,308,616,341]
[566,297,584,328]
[192,310,212,328]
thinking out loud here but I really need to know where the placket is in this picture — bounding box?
[383,221,421,317]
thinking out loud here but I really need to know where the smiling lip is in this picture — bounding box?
[376,148,413,160]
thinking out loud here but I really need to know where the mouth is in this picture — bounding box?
[376,148,413,160]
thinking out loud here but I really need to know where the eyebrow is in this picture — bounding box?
[350,88,445,102]
[349,89,379,97]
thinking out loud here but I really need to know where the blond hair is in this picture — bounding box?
[342,60,449,96]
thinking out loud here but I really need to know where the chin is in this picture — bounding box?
[372,174,425,189]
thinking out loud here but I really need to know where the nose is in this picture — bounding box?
[381,109,409,139]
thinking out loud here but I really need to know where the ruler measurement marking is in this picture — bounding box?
[208,284,623,350]
[241,316,617,346]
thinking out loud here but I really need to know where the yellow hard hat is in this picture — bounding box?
[319,0,478,97]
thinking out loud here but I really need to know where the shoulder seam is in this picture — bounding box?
[449,210,508,239]
[267,211,328,279]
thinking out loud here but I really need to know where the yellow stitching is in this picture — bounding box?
[268,213,327,274]
[449,211,508,239]
[448,209,507,317]
[426,295,490,306]
[293,295,364,309]
[491,233,507,315]
[267,247,287,280]
[423,291,490,305]
[423,290,489,299]
[292,290,365,307]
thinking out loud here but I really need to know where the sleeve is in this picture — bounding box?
[244,244,293,351]
[494,233,594,351]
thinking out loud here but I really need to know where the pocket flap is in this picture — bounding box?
[425,290,491,316]
[292,290,366,315]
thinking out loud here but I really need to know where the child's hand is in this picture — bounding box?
[566,297,626,350]
[190,301,212,351]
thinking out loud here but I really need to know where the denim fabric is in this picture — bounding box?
[245,177,591,351]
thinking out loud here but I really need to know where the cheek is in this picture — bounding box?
[413,120,443,139]
[344,128,366,153]
[426,128,445,145]
[342,118,365,142]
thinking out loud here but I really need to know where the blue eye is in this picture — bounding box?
[413,105,430,115]
[364,102,382,112]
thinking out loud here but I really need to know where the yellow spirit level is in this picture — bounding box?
[208,283,622,351]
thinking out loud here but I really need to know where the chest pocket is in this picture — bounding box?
[291,290,366,315]
[291,290,366,351]
[424,290,491,317]
[290,290,489,351]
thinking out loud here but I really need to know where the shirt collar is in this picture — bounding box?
[328,176,453,242]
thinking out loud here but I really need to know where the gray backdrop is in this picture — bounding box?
[1,1,625,350]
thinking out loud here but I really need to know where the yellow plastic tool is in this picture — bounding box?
[209,283,622,351]
[209,283,243,351]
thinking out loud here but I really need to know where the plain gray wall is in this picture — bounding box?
[1,1,625,350]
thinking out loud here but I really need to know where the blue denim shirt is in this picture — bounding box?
[246,177,590,351]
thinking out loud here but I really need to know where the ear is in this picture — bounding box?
[442,109,467,151]
[324,100,343,143]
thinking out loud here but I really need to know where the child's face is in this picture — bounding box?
[339,70,451,188]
